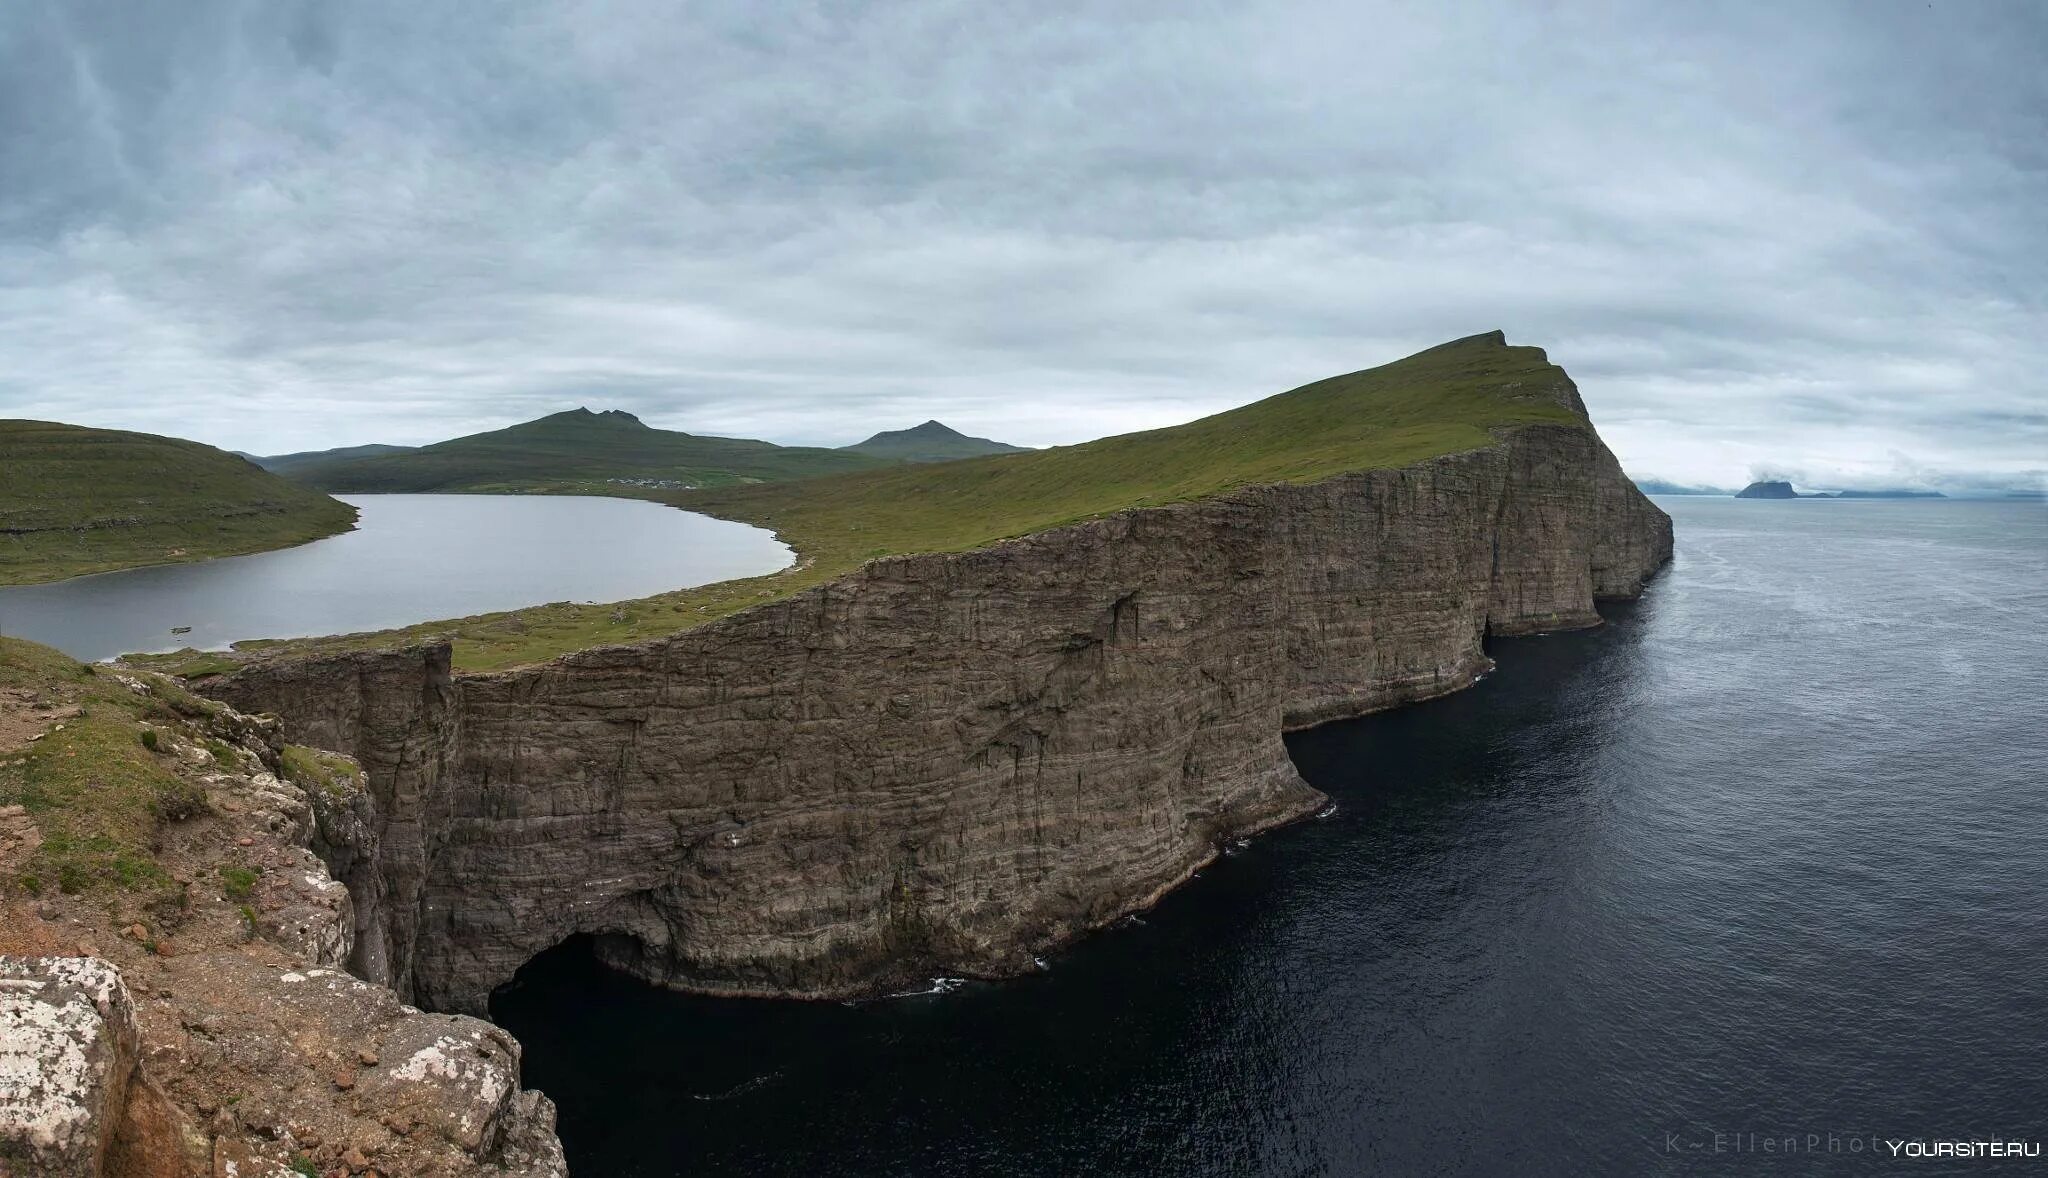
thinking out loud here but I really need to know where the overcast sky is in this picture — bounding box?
[2,1,2042,491]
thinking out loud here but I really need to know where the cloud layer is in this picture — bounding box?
[2,0,2042,490]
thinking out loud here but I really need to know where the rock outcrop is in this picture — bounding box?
[0,661,564,1177]
[200,414,1671,1015]
[0,957,137,1177]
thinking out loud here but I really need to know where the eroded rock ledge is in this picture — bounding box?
[0,673,563,1177]
[199,418,1671,1016]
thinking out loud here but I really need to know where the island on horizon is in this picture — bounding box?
[1735,479,1948,500]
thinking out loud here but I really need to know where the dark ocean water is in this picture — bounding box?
[493,498,2048,1176]
[0,494,788,662]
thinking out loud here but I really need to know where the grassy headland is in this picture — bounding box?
[284,407,890,493]
[0,421,359,586]
[684,333,1581,562]
[132,333,1584,674]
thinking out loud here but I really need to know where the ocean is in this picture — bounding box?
[494,497,2048,1176]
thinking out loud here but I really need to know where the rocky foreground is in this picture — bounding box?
[0,654,562,1177]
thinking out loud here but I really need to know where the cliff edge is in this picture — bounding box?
[187,332,1672,1015]
[0,638,563,1176]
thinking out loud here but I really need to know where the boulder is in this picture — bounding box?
[0,957,138,1177]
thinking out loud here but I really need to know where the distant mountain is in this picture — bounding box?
[0,419,356,585]
[246,443,419,475]
[1734,480,1801,499]
[1634,478,1733,496]
[1824,489,1946,499]
[282,408,891,493]
[840,420,1027,463]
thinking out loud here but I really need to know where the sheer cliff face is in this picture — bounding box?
[203,421,1670,1014]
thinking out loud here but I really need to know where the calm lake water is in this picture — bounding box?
[0,494,790,661]
[494,497,2048,1176]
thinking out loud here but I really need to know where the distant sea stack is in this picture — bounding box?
[1735,480,1948,500]
[1735,480,1800,499]
[841,420,1027,463]
[191,331,1673,1013]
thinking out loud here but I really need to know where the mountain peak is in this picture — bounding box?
[842,420,1026,463]
[545,407,646,428]
[1418,329,1508,355]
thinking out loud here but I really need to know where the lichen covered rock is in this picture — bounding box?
[360,1016,529,1155]
[0,956,137,1177]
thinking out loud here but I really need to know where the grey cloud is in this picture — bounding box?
[0,0,2042,489]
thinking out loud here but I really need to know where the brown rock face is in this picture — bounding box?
[202,422,1671,1014]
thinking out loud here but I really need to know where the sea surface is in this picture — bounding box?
[0,494,790,662]
[498,496,2046,1175]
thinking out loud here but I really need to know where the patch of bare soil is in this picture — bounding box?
[0,686,78,754]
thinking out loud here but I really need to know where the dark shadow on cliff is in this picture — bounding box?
[1283,590,1655,806]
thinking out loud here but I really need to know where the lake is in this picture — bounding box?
[493,497,2048,1176]
[0,494,791,662]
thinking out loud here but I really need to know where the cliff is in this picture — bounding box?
[196,384,1671,1013]
[0,639,563,1176]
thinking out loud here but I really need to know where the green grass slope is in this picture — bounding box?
[840,420,1027,463]
[684,331,1582,561]
[0,635,336,901]
[286,408,891,492]
[134,331,1587,673]
[0,421,359,586]
[1,636,194,897]
[247,443,418,475]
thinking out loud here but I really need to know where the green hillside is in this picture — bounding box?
[136,331,1587,673]
[247,443,418,475]
[285,408,890,492]
[0,421,358,586]
[841,420,1027,463]
[682,331,1583,564]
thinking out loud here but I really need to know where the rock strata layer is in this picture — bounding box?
[201,413,1671,1015]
